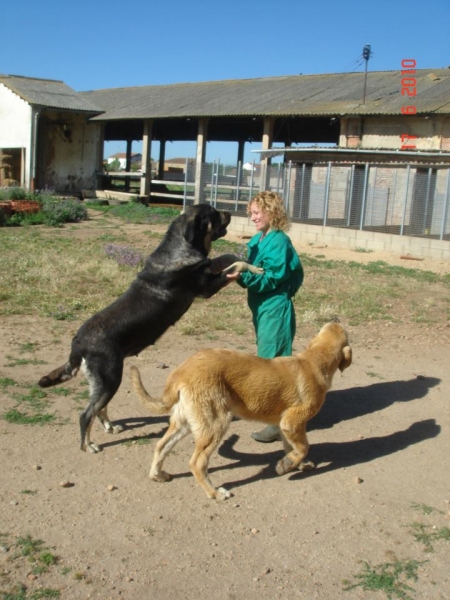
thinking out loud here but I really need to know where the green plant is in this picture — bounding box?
[407,522,450,552]
[41,197,87,227]
[0,534,62,599]
[343,559,424,599]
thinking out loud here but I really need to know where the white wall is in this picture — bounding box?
[39,111,103,193]
[0,84,33,186]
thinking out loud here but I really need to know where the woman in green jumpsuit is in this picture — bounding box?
[227,191,304,442]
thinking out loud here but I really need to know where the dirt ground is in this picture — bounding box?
[1,221,449,599]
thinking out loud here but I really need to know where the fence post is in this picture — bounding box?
[359,163,370,230]
[249,160,255,202]
[324,161,332,226]
[285,161,292,215]
[423,167,432,235]
[209,160,216,206]
[347,165,354,226]
[440,169,450,241]
[276,163,282,194]
[369,167,377,225]
[400,165,411,236]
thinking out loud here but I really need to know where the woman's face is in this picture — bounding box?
[250,202,271,234]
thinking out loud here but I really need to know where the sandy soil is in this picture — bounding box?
[1,220,449,599]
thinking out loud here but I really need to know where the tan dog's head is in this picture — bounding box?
[314,317,352,373]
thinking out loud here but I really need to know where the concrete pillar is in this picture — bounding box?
[140,119,153,197]
[158,141,166,180]
[237,139,245,166]
[194,118,209,204]
[125,139,132,192]
[260,117,274,190]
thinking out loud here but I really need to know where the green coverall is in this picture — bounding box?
[238,230,304,359]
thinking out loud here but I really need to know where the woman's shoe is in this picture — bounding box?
[251,424,281,443]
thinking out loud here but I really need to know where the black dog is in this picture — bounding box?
[38,204,251,453]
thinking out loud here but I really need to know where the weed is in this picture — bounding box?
[2,410,55,425]
[407,522,450,552]
[5,357,47,367]
[0,378,16,389]
[104,243,143,267]
[343,559,424,599]
[20,490,37,495]
[29,590,60,599]
[366,372,384,379]
[2,386,56,426]
[124,436,153,447]
[18,343,37,354]
[353,247,374,253]
[410,502,442,516]
[51,388,72,397]
[0,535,61,599]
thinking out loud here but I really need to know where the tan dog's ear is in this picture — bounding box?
[339,346,352,372]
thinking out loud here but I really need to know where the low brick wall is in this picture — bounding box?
[227,216,450,261]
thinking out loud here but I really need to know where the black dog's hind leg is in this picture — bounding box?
[79,359,123,453]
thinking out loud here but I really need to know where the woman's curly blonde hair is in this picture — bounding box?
[247,191,290,231]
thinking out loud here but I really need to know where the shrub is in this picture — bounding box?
[41,197,88,226]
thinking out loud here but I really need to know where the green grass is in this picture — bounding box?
[343,559,424,599]
[407,522,450,552]
[1,210,449,331]
[1,385,57,426]
[0,535,61,599]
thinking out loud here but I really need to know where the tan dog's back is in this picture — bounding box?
[131,319,352,500]
[167,349,318,423]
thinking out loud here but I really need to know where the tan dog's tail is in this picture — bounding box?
[130,366,172,415]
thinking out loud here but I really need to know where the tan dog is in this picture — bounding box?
[130,318,352,500]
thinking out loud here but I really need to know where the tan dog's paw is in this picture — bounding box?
[299,460,316,471]
[275,456,295,475]
[150,471,172,482]
[215,487,232,501]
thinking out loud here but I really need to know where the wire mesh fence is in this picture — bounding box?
[162,159,450,241]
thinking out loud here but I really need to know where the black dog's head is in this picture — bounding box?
[182,204,231,255]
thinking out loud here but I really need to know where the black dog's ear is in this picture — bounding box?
[184,213,202,244]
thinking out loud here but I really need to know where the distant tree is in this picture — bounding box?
[106,158,121,172]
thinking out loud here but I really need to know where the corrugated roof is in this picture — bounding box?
[80,69,450,121]
[0,74,101,112]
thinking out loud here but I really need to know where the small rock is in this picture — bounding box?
[156,362,169,369]
[107,485,116,492]
[32,465,42,471]
[27,574,37,581]
[126,577,133,582]
[59,481,74,488]
[355,477,363,484]
[251,528,259,534]
[0,545,9,553]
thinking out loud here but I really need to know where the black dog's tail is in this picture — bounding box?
[38,361,80,388]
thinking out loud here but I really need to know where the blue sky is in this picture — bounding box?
[3,0,449,163]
